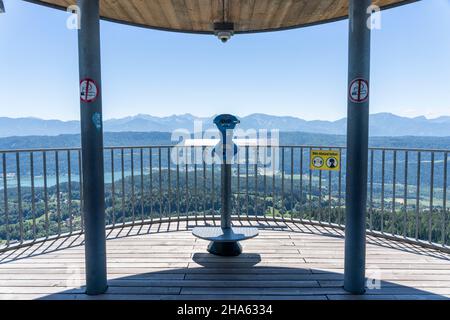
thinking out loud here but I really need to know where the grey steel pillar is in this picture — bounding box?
[344,0,371,294]
[77,0,108,295]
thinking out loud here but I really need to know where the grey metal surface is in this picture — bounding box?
[344,0,371,294]
[215,114,240,229]
[191,115,252,255]
[77,0,107,295]
[192,227,259,242]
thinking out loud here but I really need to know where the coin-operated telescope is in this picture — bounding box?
[192,114,258,256]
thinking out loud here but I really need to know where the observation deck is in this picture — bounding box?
[1,218,450,300]
[0,0,432,298]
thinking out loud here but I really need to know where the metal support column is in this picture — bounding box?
[220,128,233,230]
[77,0,108,295]
[344,0,371,294]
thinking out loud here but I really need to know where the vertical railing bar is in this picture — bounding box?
[392,150,397,235]
[185,147,189,218]
[272,146,276,219]
[121,148,125,225]
[318,148,322,223]
[55,151,61,235]
[149,148,153,221]
[176,147,180,219]
[443,152,448,245]
[290,147,294,222]
[16,153,23,242]
[369,149,374,231]
[2,153,9,245]
[299,147,303,221]
[141,148,145,223]
[131,148,136,224]
[43,151,49,236]
[203,146,207,220]
[255,146,259,220]
[281,147,285,221]
[338,147,343,226]
[263,147,267,220]
[211,156,215,220]
[30,152,36,239]
[167,147,171,221]
[403,151,408,237]
[415,151,421,240]
[381,149,385,233]
[77,150,83,232]
[309,147,313,223]
[328,168,332,225]
[327,147,331,225]
[194,146,198,221]
[237,159,241,219]
[159,147,163,220]
[429,152,434,243]
[110,149,115,227]
[246,146,249,218]
[67,150,73,233]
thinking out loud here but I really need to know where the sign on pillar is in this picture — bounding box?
[80,78,99,103]
[349,78,369,103]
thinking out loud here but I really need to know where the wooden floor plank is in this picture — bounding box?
[1,221,450,300]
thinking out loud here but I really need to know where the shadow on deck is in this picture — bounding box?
[1,220,450,300]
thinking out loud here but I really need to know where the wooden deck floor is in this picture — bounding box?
[1,220,450,300]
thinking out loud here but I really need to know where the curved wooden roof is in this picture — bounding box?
[27,0,416,34]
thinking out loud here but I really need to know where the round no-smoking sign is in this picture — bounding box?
[349,78,369,103]
[80,78,99,103]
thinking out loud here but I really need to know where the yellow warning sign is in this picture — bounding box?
[310,150,341,171]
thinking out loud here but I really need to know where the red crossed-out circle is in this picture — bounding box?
[349,78,369,103]
[80,78,99,103]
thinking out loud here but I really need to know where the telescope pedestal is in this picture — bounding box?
[192,226,259,256]
[192,115,259,256]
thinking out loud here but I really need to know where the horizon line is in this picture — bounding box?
[1,112,449,123]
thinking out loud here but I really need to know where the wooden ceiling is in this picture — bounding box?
[27,0,416,34]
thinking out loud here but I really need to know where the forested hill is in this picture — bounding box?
[0,131,449,150]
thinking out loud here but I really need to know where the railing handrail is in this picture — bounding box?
[0,144,449,154]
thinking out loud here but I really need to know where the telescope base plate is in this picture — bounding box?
[192,227,259,257]
[207,241,242,256]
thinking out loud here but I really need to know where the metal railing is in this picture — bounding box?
[0,145,448,252]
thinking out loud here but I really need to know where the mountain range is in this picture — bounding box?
[1,113,450,138]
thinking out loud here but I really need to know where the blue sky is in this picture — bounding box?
[0,0,449,121]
